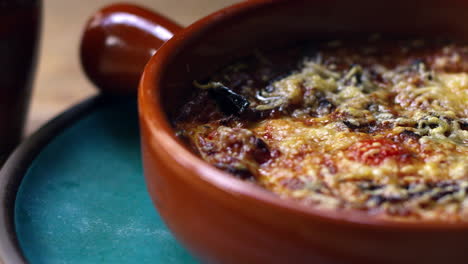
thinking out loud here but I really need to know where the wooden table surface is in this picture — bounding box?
[27,0,240,135]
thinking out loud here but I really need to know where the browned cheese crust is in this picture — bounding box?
[174,37,468,221]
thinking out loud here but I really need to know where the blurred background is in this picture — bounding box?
[27,0,240,134]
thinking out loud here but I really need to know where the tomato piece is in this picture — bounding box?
[347,139,411,166]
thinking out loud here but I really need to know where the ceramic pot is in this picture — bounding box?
[81,1,468,263]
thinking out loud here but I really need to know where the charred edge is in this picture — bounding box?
[400,130,421,140]
[365,181,466,205]
[431,189,459,201]
[216,116,238,126]
[317,99,336,116]
[242,108,283,122]
[460,121,468,131]
[372,195,407,205]
[215,163,254,180]
[252,137,271,164]
[359,181,383,191]
[342,120,374,133]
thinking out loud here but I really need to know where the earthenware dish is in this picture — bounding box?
[81,1,468,263]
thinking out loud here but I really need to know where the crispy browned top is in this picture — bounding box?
[175,37,468,221]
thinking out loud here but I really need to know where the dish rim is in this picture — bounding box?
[0,95,107,263]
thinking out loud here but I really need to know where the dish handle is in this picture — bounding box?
[80,3,183,95]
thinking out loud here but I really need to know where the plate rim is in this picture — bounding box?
[0,95,110,263]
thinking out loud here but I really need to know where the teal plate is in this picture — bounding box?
[0,96,198,263]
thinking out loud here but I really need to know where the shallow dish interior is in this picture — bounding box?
[145,0,468,227]
[159,0,468,120]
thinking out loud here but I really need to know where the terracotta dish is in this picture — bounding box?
[81,1,468,263]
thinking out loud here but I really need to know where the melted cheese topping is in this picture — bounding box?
[175,39,468,221]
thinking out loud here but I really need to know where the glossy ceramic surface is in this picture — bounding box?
[81,0,468,263]
[0,0,41,161]
[0,97,197,263]
[80,3,182,95]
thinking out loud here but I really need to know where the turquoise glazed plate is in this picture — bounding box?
[0,96,198,263]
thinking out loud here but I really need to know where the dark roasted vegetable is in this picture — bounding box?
[400,130,421,140]
[460,119,468,130]
[252,137,271,164]
[214,163,255,180]
[195,81,250,116]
